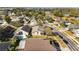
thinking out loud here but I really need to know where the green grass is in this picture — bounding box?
[10,21,24,27]
[32,35,48,38]
[76,37,79,42]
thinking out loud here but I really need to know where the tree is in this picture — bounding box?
[12,8,23,16]
[52,9,63,17]
[44,27,52,36]
[5,16,11,23]
[0,26,15,42]
[45,16,54,23]
[0,28,8,41]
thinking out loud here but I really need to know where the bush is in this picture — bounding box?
[10,20,24,27]
[5,16,11,23]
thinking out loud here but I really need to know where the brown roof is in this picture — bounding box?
[23,38,56,51]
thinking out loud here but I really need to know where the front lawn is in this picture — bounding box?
[10,21,24,27]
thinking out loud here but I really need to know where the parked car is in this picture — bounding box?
[63,40,68,44]
[50,40,61,51]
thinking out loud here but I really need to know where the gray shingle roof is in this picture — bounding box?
[0,42,11,51]
[21,25,32,33]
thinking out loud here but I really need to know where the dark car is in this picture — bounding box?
[53,40,60,47]
[50,40,61,51]
[63,40,68,44]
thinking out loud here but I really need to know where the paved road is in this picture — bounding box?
[55,31,79,51]
[44,22,79,51]
[63,31,79,45]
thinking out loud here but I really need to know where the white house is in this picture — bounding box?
[15,25,32,40]
[65,22,71,26]
[11,16,20,22]
[0,17,8,26]
[45,11,52,17]
[32,26,43,36]
[18,39,26,50]
[29,16,37,26]
[23,16,30,25]
[74,16,79,20]
[68,24,79,29]
[8,12,16,16]
[64,14,70,16]
[53,21,60,26]
[0,18,3,24]
[73,29,79,37]
[15,30,27,40]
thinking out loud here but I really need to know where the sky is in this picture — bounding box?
[0,0,79,7]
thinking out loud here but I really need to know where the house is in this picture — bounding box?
[64,14,70,17]
[21,25,32,35]
[15,30,27,40]
[15,25,32,40]
[74,16,79,20]
[0,17,3,24]
[0,26,16,41]
[8,12,16,16]
[29,16,37,26]
[11,16,20,22]
[53,21,60,26]
[0,17,7,26]
[0,10,6,15]
[9,12,22,22]
[64,21,71,27]
[18,38,56,51]
[23,16,30,25]
[0,42,11,51]
[3,26,16,38]
[45,11,52,17]
[32,26,43,36]
[52,16,61,21]
[72,29,79,37]
[18,39,26,50]
[68,24,79,29]
[24,16,30,20]
[55,16,61,21]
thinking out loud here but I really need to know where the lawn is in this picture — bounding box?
[10,21,24,27]
[32,35,48,38]
[53,36,68,48]
[76,37,79,42]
